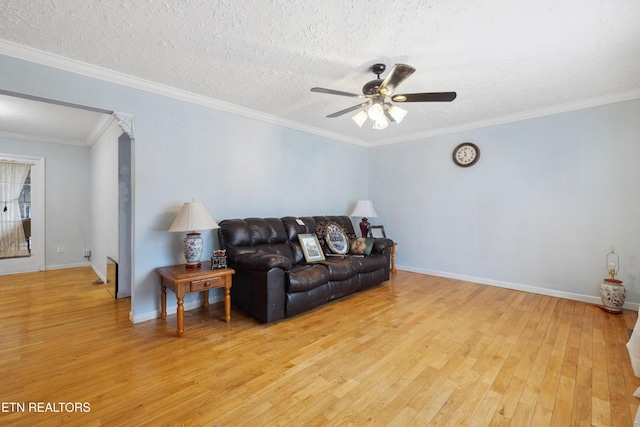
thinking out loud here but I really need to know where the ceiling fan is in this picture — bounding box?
[311,63,456,129]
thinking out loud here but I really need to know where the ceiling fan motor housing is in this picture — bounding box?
[362,79,384,96]
[370,63,386,77]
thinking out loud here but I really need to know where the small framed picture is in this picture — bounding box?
[369,225,386,238]
[211,249,228,269]
[298,234,325,262]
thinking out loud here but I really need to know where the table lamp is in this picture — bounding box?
[169,201,219,268]
[349,200,378,237]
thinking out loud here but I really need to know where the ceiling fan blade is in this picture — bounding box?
[378,64,416,96]
[383,110,396,123]
[392,92,457,102]
[327,102,369,118]
[311,87,365,98]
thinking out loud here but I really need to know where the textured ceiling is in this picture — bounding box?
[0,0,639,146]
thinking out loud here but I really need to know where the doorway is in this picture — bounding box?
[0,91,134,304]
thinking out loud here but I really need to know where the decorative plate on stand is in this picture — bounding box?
[324,223,349,255]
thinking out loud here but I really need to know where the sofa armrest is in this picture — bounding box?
[234,253,292,271]
[372,237,394,254]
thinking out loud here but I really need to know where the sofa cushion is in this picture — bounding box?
[327,277,359,301]
[349,253,388,273]
[219,217,294,262]
[286,284,329,317]
[287,264,330,293]
[282,216,319,264]
[234,253,292,271]
[319,257,357,281]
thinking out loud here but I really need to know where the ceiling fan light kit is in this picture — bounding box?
[311,63,456,130]
[387,105,407,123]
[367,100,385,121]
[352,110,368,127]
[372,116,389,130]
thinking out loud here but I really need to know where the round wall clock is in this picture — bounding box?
[452,142,480,167]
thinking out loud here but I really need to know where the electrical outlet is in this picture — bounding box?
[84,250,91,257]
[57,245,64,253]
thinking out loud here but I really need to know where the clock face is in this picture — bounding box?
[453,143,480,167]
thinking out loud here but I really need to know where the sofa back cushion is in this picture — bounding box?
[220,215,358,266]
[281,216,317,264]
[282,216,357,263]
[218,217,294,263]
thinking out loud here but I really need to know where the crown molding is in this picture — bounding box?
[0,129,86,146]
[369,88,640,147]
[2,40,638,149]
[86,114,116,147]
[0,40,369,147]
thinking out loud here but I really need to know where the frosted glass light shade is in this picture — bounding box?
[169,202,219,232]
[387,105,408,123]
[368,102,384,121]
[349,200,378,218]
[372,116,388,130]
[352,110,368,127]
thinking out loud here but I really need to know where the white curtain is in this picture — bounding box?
[0,161,31,258]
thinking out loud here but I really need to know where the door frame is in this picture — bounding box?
[0,153,45,274]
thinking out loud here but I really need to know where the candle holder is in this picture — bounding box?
[599,248,625,314]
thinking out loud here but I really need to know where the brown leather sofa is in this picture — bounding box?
[218,215,394,323]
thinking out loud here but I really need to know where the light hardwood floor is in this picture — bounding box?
[0,267,638,426]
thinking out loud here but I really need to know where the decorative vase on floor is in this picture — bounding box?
[600,248,624,314]
[600,278,625,314]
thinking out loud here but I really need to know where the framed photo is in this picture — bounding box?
[298,234,325,262]
[211,249,228,269]
[369,225,386,238]
[325,222,349,255]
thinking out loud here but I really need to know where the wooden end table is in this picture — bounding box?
[156,261,235,337]
[391,242,397,274]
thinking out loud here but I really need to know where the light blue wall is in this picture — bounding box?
[3,52,638,318]
[0,137,91,269]
[370,99,640,306]
[0,54,369,321]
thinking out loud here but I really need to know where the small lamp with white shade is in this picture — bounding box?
[169,201,219,268]
[349,200,378,237]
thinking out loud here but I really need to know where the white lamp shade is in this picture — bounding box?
[368,102,384,121]
[387,105,408,123]
[349,200,378,218]
[372,116,388,130]
[168,202,219,232]
[352,110,368,127]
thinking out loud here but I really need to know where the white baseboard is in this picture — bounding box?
[130,292,225,324]
[87,263,131,299]
[395,265,640,312]
[89,262,106,283]
[131,267,638,324]
[46,261,91,270]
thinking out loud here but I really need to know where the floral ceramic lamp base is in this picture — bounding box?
[600,278,625,314]
[183,232,203,268]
